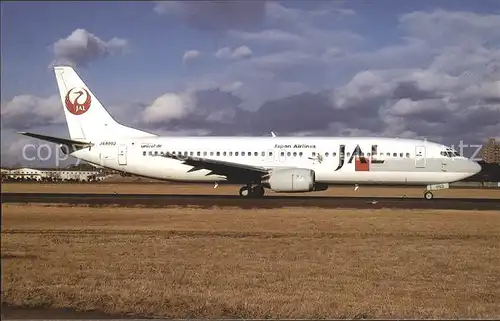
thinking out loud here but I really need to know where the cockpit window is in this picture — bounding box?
[441,150,460,158]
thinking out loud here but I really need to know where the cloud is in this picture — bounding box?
[215,46,253,59]
[231,46,253,59]
[182,50,201,63]
[400,9,500,47]
[51,29,129,67]
[141,92,196,124]
[461,81,500,103]
[153,1,267,30]
[1,94,63,129]
[230,29,304,44]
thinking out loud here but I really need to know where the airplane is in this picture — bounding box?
[19,66,481,200]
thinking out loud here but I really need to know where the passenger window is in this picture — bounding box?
[367,153,371,157]
[229,152,233,156]
[293,152,297,157]
[393,153,397,157]
[242,152,245,156]
[143,151,146,156]
[287,152,291,156]
[325,152,329,157]
[197,151,200,156]
[149,151,153,155]
[332,152,336,157]
[406,153,410,158]
[386,153,390,156]
[281,152,285,156]
[254,152,258,156]
[216,152,220,156]
[184,151,188,156]
[154,151,158,155]
[261,152,265,156]
[347,152,350,157]
[210,152,214,156]
[312,152,316,156]
[161,151,165,155]
[190,152,193,156]
[269,152,273,156]
[203,151,207,156]
[235,152,239,156]
[248,151,251,156]
[299,152,303,157]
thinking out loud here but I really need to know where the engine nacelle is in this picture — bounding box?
[265,168,316,193]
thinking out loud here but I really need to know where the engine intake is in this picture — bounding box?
[264,168,318,193]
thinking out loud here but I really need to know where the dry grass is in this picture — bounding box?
[2,182,500,199]
[2,204,500,319]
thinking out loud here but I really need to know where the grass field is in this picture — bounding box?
[2,182,500,199]
[2,203,500,319]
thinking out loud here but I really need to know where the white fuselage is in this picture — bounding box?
[72,136,479,186]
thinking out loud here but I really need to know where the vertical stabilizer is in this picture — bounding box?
[53,66,155,140]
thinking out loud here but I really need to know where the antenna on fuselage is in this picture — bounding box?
[270,131,277,137]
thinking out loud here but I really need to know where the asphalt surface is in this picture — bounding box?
[2,192,499,210]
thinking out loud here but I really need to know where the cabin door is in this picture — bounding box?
[415,146,426,168]
[118,144,127,165]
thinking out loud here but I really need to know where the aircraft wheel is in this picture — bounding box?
[239,186,250,197]
[251,185,265,198]
[424,191,434,200]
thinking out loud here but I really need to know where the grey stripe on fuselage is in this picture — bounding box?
[370,157,476,173]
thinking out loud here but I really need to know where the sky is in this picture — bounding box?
[1,0,499,167]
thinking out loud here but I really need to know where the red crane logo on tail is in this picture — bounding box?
[65,88,91,115]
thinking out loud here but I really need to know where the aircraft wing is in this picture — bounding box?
[157,153,269,183]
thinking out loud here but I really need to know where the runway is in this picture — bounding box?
[2,192,499,210]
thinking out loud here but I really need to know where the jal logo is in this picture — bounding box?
[65,87,91,115]
[335,144,385,172]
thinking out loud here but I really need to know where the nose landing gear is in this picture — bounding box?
[424,191,434,200]
[239,185,265,198]
[424,183,449,200]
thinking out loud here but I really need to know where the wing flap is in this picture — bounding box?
[157,153,269,183]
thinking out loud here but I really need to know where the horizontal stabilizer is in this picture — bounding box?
[18,132,93,147]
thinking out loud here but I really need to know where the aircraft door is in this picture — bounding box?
[415,146,426,168]
[118,144,127,165]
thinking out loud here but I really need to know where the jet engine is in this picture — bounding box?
[263,168,328,192]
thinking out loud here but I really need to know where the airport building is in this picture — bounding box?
[481,138,500,163]
[0,167,108,182]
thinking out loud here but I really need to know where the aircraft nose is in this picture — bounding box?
[470,160,482,175]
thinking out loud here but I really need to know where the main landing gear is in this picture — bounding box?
[239,185,265,198]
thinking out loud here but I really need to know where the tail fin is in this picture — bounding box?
[54,66,155,140]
